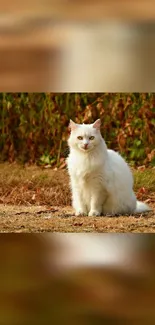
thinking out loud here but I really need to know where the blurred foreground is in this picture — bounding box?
[1,234,155,324]
[0,2,155,91]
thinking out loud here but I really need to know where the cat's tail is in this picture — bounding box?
[135,200,152,214]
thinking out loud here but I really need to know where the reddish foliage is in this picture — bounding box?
[0,93,154,167]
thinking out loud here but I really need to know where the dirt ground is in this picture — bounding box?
[0,203,154,233]
[0,163,154,233]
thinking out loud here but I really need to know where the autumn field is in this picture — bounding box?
[0,163,154,232]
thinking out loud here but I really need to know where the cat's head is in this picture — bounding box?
[68,119,102,152]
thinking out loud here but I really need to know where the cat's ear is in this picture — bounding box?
[69,119,78,131]
[93,119,101,130]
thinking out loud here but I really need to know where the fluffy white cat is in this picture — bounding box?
[66,119,151,216]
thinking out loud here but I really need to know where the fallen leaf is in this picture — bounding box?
[138,187,148,194]
[144,198,152,203]
[137,165,146,171]
[73,222,83,226]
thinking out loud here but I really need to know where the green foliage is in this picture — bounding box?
[0,93,154,166]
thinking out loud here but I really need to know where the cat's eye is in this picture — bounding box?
[89,136,95,140]
[77,136,83,140]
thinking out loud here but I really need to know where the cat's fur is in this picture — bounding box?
[66,119,151,216]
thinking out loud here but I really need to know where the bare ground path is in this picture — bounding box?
[0,203,154,233]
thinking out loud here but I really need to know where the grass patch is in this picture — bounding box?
[0,163,71,206]
[0,163,154,206]
[134,169,155,192]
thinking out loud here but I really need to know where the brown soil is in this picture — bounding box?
[0,203,154,233]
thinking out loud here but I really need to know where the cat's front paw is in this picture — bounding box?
[75,210,88,216]
[88,210,101,217]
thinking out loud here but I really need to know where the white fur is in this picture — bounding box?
[67,120,151,216]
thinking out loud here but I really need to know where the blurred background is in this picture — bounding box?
[0,1,155,91]
[1,234,155,325]
[0,93,154,168]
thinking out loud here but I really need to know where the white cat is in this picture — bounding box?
[66,119,151,216]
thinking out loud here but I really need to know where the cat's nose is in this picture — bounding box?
[84,143,88,149]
